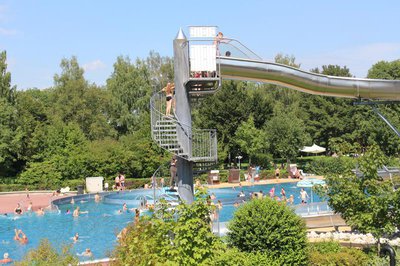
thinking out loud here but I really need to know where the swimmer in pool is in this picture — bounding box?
[36,208,45,216]
[73,206,80,217]
[14,229,28,244]
[14,203,23,215]
[72,206,88,217]
[94,193,101,202]
[82,248,93,257]
[73,233,79,243]
[0,252,12,264]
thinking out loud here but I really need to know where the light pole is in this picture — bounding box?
[236,155,243,170]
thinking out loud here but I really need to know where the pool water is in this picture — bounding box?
[0,194,144,263]
[0,182,323,262]
[209,182,323,222]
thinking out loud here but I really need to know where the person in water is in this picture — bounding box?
[83,248,93,257]
[36,207,45,216]
[14,203,23,215]
[73,233,79,243]
[0,253,12,264]
[14,229,28,244]
[94,193,101,202]
[72,206,88,217]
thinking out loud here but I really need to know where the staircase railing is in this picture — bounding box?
[150,91,217,162]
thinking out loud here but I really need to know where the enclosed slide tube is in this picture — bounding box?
[218,56,400,100]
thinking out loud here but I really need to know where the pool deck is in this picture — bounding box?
[0,191,73,213]
[0,176,324,214]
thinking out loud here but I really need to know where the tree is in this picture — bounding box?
[0,98,23,176]
[367,60,400,80]
[265,110,310,162]
[228,197,308,265]
[0,50,16,103]
[0,51,21,176]
[145,51,174,90]
[234,116,267,164]
[311,64,352,77]
[323,144,400,252]
[106,56,152,134]
[53,56,116,140]
[275,53,301,68]
[193,81,251,162]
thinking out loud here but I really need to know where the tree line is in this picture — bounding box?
[1,50,400,187]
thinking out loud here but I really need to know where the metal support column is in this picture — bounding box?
[174,28,194,203]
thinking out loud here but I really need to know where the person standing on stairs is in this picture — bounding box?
[162,82,175,117]
[169,155,178,190]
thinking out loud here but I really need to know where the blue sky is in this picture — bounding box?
[1,0,400,89]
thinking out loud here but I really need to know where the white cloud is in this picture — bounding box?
[83,59,106,72]
[0,27,17,36]
[299,42,400,78]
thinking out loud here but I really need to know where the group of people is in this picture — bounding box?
[114,173,126,191]
[13,202,45,216]
[71,233,92,257]
[232,185,309,205]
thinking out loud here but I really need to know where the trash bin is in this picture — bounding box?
[77,185,84,195]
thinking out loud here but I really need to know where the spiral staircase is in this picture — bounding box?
[150,91,218,174]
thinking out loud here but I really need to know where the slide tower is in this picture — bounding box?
[150,26,400,203]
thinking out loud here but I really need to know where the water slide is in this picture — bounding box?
[216,40,400,101]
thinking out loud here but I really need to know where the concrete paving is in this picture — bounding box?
[0,191,71,213]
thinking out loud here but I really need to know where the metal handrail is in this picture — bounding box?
[187,37,262,60]
[217,38,262,60]
[150,91,218,162]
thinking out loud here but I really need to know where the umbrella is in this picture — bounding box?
[296,178,326,204]
[300,143,326,154]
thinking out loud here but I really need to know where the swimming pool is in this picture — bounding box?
[0,182,326,262]
[0,190,159,263]
[208,181,327,222]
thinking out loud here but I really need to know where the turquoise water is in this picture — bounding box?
[0,183,323,262]
[0,193,145,263]
[209,182,323,222]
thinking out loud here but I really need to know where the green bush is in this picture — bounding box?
[212,247,279,266]
[227,198,308,265]
[63,179,85,190]
[113,190,222,266]
[302,156,355,175]
[17,160,63,189]
[308,241,341,254]
[309,242,369,266]
[15,239,78,266]
[0,183,33,192]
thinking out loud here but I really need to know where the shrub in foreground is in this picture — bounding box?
[227,198,308,265]
[15,239,78,266]
[308,241,370,266]
[113,190,221,266]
